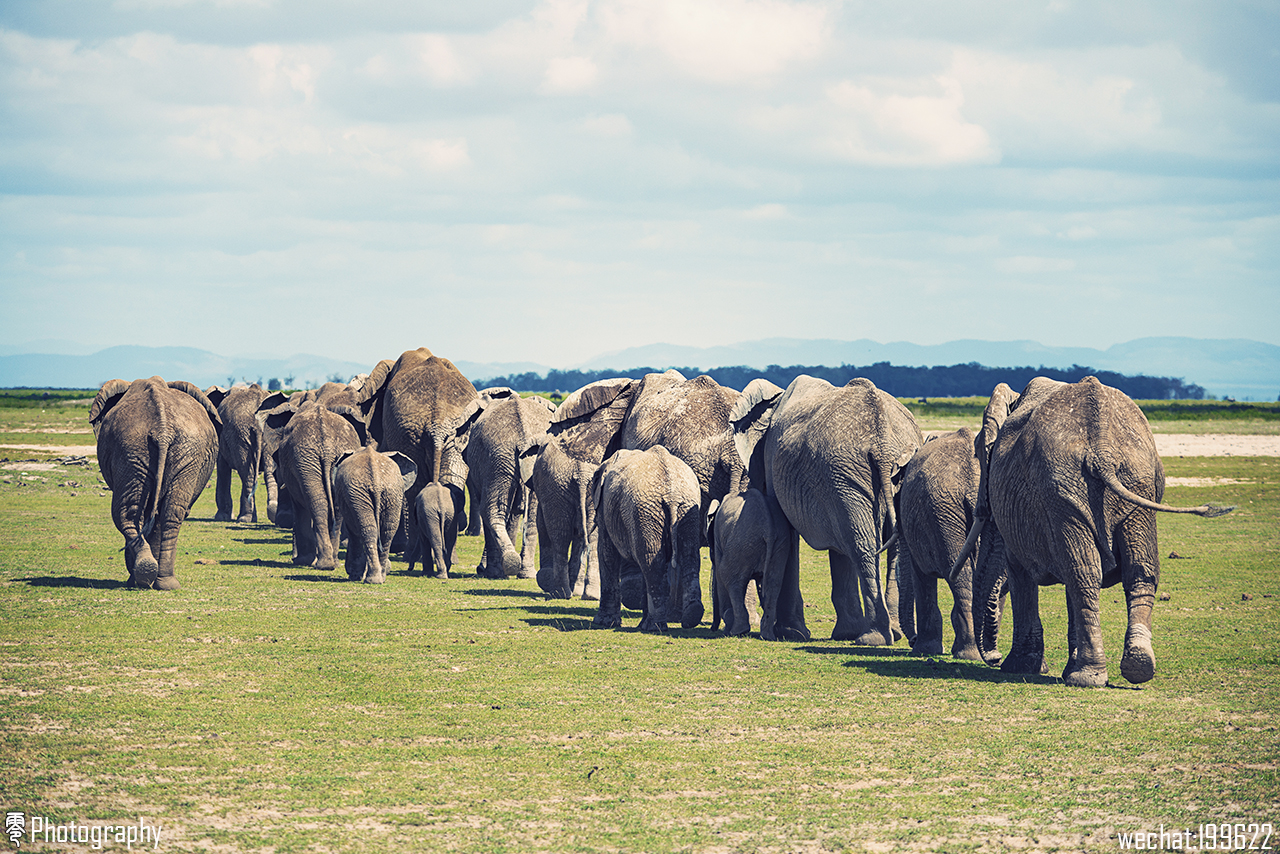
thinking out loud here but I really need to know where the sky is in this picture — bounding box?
[2,0,1277,370]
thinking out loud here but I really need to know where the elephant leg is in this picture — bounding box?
[518,486,538,580]
[763,528,809,641]
[897,545,918,644]
[638,556,670,634]
[582,504,601,601]
[947,558,981,661]
[726,574,753,637]
[911,570,945,656]
[973,527,1008,666]
[710,561,725,632]
[238,458,258,523]
[1058,523,1108,688]
[676,528,704,630]
[112,490,150,587]
[1000,554,1048,676]
[885,539,904,642]
[592,533,623,629]
[832,549,891,644]
[264,456,280,524]
[1117,509,1160,684]
[535,512,571,599]
[214,455,233,522]
[465,476,482,537]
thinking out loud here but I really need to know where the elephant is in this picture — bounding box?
[521,378,634,603]
[332,446,417,584]
[895,427,986,661]
[521,435,601,601]
[356,348,482,566]
[205,383,274,523]
[407,481,466,578]
[259,400,368,571]
[705,488,791,637]
[590,446,704,633]
[952,376,1235,687]
[89,377,221,590]
[465,388,555,579]
[732,376,923,644]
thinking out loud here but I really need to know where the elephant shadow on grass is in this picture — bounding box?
[281,572,351,584]
[22,576,128,590]
[817,648,1061,686]
[461,587,546,601]
[219,558,292,569]
[236,536,293,546]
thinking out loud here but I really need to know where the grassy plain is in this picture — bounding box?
[0,400,1277,852]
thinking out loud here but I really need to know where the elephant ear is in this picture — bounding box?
[518,435,546,489]
[329,404,369,447]
[89,379,133,432]
[256,400,299,451]
[478,386,517,403]
[335,449,359,469]
[452,396,485,457]
[550,378,635,429]
[205,385,231,409]
[385,451,418,492]
[168,380,222,432]
[730,378,784,487]
[531,395,557,414]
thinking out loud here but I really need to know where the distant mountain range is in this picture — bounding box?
[0,338,1276,400]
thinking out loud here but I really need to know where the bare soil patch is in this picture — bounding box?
[1153,434,1280,457]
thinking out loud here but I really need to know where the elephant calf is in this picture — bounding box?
[333,446,417,584]
[408,481,466,579]
[706,489,791,637]
[591,447,704,632]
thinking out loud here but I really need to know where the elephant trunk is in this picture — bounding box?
[972,524,1007,666]
[948,515,986,585]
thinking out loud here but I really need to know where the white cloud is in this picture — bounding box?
[541,55,597,93]
[995,256,1077,274]
[579,113,632,137]
[596,0,829,82]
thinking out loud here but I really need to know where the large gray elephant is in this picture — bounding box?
[896,427,985,661]
[732,376,923,644]
[259,400,367,571]
[953,376,1234,687]
[333,446,417,584]
[90,377,221,590]
[356,348,482,563]
[205,383,274,523]
[521,378,634,602]
[590,447,704,632]
[705,488,791,637]
[465,388,555,579]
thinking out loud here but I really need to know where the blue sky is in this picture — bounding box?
[2,0,1277,369]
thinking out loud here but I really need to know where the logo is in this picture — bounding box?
[4,813,22,849]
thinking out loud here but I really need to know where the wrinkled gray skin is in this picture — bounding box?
[706,489,792,636]
[407,481,466,578]
[205,384,274,523]
[591,447,704,632]
[466,388,554,579]
[523,437,600,600]
[259,401,367,571]
[524,378,634,603]
[90,377,221,590]
[333,446,417,584]
[254,379,376,528]
[357,349,482,570]
[733,376,923,644]
[896,428,986,662]
[953,377,1234,687]
[531,372,742,608]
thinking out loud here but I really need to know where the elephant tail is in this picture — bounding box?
[1089,452,1234,518]
[948,515,986,585]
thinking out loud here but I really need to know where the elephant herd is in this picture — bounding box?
[88,350,1235,687]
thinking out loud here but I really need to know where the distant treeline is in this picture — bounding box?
[479,362,1207,400]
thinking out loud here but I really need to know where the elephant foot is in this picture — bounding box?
[852,629,891,646]
[591,613,621,630]
[363,576,385,585]
[890,624,904,643]
[132,557,160,589]
[536,569,568,598]
[951,642,983,662]
[1062,662,1108,688]
[154,575,181,591]
[1120,624,1156,684]
[681,601,704,630]
[214,510,232,522]
[637,616,668,633]
[237,513,255,524]
[620,576,646,611]
[981,649,1004,667]
[765,623,810,642]
[266,502,278,524]
[314,559,337,571]
[429,569,450,580]
[912,637,944,657]
[1001,650,1048,675]
[581,588,600,602]
[476,565,504,580]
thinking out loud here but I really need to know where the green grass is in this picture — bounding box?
[0,410,1277,852]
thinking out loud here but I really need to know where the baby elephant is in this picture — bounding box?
[591,447,704,632]
[408,482,466,579]
[706,489,792,637]
[333,447,417,584]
